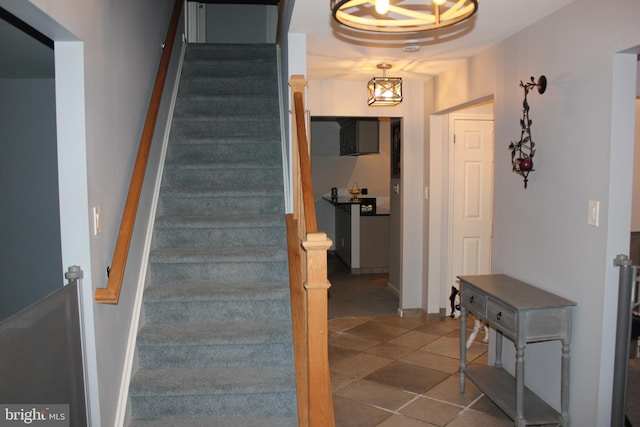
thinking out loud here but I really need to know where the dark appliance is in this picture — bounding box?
[359,198,376,216]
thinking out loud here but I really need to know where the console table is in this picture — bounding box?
[458,274,576,427]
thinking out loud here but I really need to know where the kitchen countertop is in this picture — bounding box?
[322,196,390,215]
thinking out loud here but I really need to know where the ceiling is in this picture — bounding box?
[290,0,577,81]
[1,0,578,82]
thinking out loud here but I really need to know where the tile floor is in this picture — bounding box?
[328,315,517,427]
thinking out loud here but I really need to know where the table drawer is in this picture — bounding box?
[486,298,516,336]
[460,284,486,317]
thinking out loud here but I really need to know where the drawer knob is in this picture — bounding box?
[496,311,502,320]
[469,296,475,303]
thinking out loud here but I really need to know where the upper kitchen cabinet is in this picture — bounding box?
[338,118,379,156]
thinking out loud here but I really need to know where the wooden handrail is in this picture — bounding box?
[293,91,317,233]
[287,75,335,427]
[95,0,183,304]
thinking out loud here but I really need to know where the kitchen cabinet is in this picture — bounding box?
[359,216,389,272]
[329,197,389,273]
[458,274,576,427]
[339,118,379,156]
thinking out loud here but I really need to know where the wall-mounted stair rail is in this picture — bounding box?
[94,0,183,304]
[612,254,640,427]
[287,75,335,427]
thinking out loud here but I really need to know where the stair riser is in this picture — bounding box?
[174,97,276,116]
[184,45,276,61]
[161,167,282,189]
[150,261,288,284]
[144,299,292,323]
[181,60,277,79]
[154,226,286,248]
[137,343,294,369]
[166,143,281,163]
[159,195,283,216]
[178,78,276,97]
[130,392,297,420]
[170,118,279,138]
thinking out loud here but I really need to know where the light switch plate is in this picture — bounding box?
[587,200,599,227]
[93,206,102,235]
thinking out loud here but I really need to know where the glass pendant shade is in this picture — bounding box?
[367,64,402,106]
[367,76,402,105]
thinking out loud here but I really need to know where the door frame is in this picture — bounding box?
[427,100,494,318]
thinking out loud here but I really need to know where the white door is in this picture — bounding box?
[449,119,494,295]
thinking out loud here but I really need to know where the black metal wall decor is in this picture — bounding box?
[509,75,546,188]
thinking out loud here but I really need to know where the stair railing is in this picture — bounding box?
[287,75,335,427]
[95,0,183,304]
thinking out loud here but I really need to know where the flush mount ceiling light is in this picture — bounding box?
[367,64,402,106]
[331,0,478,33]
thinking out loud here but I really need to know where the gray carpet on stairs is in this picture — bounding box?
[127,43,298,427]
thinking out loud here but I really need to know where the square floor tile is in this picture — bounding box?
[364,360,449,394]
[330,332,381,352]
[331,370,357,392]
[399,396,463,426]
[415,318,460,336]
[423,374,482,407]
[445,408,513,427]
[373,316,430,330]
[329,317,373,332]
[387,331,441,349]
[420,336,486,361]
[376,414,439,426]
[400,350,460,374]
[365,342,415,360]
[332,352,393,379]
[334,379,416,412]
[345,321,409,341]
[330,344,361,364]
[333,395,393,427]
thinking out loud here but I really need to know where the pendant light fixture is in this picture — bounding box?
[367,64,402,106]
[331,0,478,33]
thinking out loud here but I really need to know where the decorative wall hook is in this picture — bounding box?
[508,75,546,188]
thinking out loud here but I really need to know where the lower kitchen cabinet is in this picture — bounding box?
[359,215,389,273]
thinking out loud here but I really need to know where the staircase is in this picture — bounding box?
[127,44,298,427]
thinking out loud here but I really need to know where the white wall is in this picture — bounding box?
[427,1,639,424]
[0,0,179,425]
[631,99,640,231]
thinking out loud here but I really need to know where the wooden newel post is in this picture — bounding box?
[302,231,335,427]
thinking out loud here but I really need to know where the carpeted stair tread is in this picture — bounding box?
[136,321,292,346]
[130,415,296,427]
[129,366,296,397]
